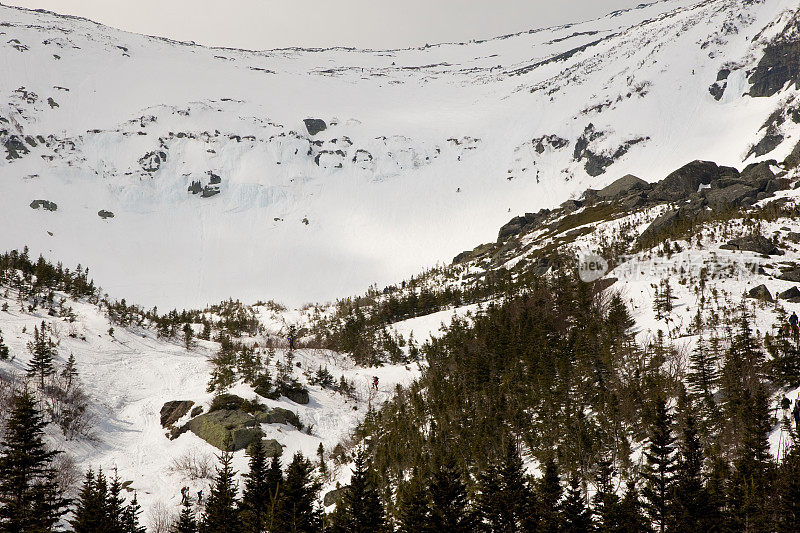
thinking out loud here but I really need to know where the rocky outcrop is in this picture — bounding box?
[703,183,758,210]
[748,16,800,98]
[778,287,800,300]
[747,284,773,302]
[324,487,347,507]
[721,235,782,255]
[596,174,649,199]
[650,160,737,202]
[30,200,57,211]
[282,387,310,405]
[497,209,551,241]
[160,400,194,428]
[303,118,327,136]
[640,209,681,242]
[139,150,167,172]
[4,136,29,160]
[184,409,262,451]
[255,407,301,428]
[98,210,115,219]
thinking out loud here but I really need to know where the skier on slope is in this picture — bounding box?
[372,376,379,391]
[790,312,799,340]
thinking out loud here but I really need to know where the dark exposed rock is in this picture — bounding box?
[640,209,681,242]
[721,234,782,255]
[597,174,649,199]
[160,400,194,428]
[498,216,526,240]
[188,180,202,194]
[324,487,347,507]
[778,287,800,300]
[255,407,301,428]
[741,160,777,184]
[560,199,584,213]
[98,210,115,219]
[261,439,283,457]
[709,82,726,101]
[534,135,569,154]
[303,118,327,136]
[282,387,310,405]
[139,150,167,172]
[4,136,29,160]
[748,16,800,98]
[650,160,737,202]
[201,186,220,198]
[779,268,800,282]
[190,406,203,417]
[748,133,785,158]
[30,200,57,211]
[453,242,495,264]
[746,284,773,302]
[703,183,758,209]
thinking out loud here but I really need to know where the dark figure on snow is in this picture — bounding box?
[790,312,799,338]
[181,486,189,504]
[782,396,791,411]
[372,376,379,390]
[793,401,800,428]
[197,490,203,503]
[288,335,294,351]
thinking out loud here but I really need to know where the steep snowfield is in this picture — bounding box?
[1,0,799,308]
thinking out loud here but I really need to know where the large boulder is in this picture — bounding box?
[255,407,302,428]
[703,184,758,209]
[639,209,681,242]
[324,487,348,507]
[651,161,736,202]
[160,400,195,428]
[262,439,283,458]
[303,118,327,136]
[778,268,800,282]
[282,387,310,405]
[498,216,526,240]
[184,409,262,451]
[596,174,649,199]
[721,235,782,255]
[740,160,777,185]
[778,287,800,300]
[747,284,773,302]
[748,19,800,98]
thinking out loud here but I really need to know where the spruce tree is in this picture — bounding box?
[396,469,429,533]
[201,447,241,533]
[62,353,78,389]
[427,458,475,533]
[592,457,620,531]
[107,468,127,533]
[71,469,103,532]
[0,328,9,360]
[27,321,56,389]
[616,481,648,533]
[329,448,386,533]
[477,442,534,532]
[561,474,591,533]
[671,412,709,533]
[273,452,321,533]
[0,389,70,531]
[537,457,562,533]
[239,440,269,533]
[686,334,719,420]
[776,436,800,533]
[265,453,283,528]
[123,492,146,533]
[641,398,676,533]
[173,499,199,533]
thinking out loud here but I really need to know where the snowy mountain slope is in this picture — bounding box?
[1,0,800,310]
[0,286,424,523]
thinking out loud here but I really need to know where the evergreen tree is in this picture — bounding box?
[201,447,241,533]
[537,457,562,533]
[477,442,534,532]
[107,468,127,533]
[329,448,386,533]
[592,457,620,531]
[686,334,719,420]
[616,482,648,533]
[123,492,146,533]
[776,436,800,533]
[561,474,592,533]
[61,353,78,389]
[239,440,269,533]
[0,389,70,531]
[173,499,199,533]
[0,328,9,360]
[183,323,195,350]
[27,321,56,389]
[396,469,429,533]
[427,458,474,533]
[641,398,676,533]
[71,469,105,532]
[273,452,321,533]
[671,412,709,533]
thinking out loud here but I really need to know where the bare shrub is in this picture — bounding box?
[53,453,81,498]
[147,501,177,533]
[169,448,215,481]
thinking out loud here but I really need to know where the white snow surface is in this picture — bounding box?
[1,0,799,309]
